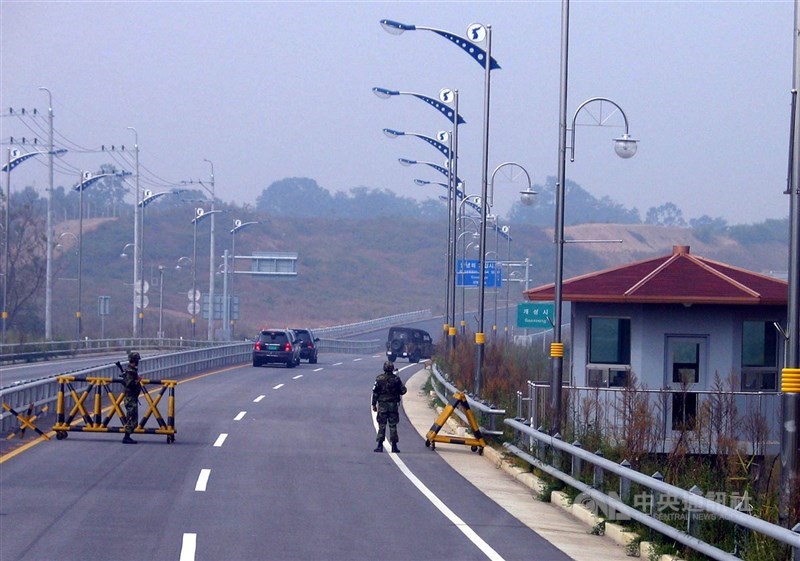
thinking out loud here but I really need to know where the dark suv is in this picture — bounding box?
[291,328,319,364]
[253,329,300,368]
[386,326,434,363]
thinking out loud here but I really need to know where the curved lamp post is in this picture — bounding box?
[374,86,464,346]
[137,188,181,337]
[73,170,130,338]
[190,207,223,340]
[381,20,500,380]
[473,162,534,394]
[546,96,637,434]
[400,158,463,339]
[229,219,259,339]
[2,147,67,343]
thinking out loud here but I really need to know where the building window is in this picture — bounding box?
[671,341,700,384]
[589,317,631,365]
[741,320,778,391]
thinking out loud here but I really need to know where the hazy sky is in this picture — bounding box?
[1,1,795,225]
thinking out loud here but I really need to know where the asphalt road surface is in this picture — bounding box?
[0,352,574,561]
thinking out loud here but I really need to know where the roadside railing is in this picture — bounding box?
[314,309,432,339]
[503,419,800,561]
[429,362,505,436]
[0,337,212,365]
[516,381,782,455]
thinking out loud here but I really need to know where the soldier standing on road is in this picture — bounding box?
[372,361,407,453]
[122,351,142,444]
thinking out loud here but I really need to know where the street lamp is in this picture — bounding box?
[202,160,216,341]
[191,207,223,340]
[381,19,501,381]
[399,157,463,341]
[472,162,534,394]
[137,189,180,337]
[73,170,130,339]
[157,265,166,339]
[229,219,258,339]
[374,86,464,346]
[127,126,140,338]
[40,87,55,341]
[548,93,638,433]
[2,147,67,344]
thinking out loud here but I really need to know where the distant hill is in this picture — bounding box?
[45,210,789,341]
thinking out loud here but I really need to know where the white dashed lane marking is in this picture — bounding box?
[213,434,228,447]
[353,358,363,362]
[293,374,303,379]
[179,533,196,561]
[195,469,211,492]
[253,395,265,403]
[313,368,323,372]
[333,362,343,366]
[273,383,284,390]
[234,411,247,421]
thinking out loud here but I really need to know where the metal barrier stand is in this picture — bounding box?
[53,375,176,443]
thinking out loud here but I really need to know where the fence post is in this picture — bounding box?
[733,495,753,558]
[536,425,546,459]
[650,471,664,540]
[593,450,604,491]
[686,484,703,537]
[553,433,563,471]
[571,440,582,480]
[619,459,631,503]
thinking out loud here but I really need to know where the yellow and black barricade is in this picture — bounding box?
[52,375,176,443]
[425,390,486,455]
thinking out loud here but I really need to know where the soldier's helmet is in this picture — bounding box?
[383,361,395,373]
[128,351,141,363]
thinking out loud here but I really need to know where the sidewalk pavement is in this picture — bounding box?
[402,367,634,561]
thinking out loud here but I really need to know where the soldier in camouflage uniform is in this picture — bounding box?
[122,351,142,444]
[372,361,407,453]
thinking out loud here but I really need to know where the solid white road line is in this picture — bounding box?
[254,395,266,403]
[213,433,228,447]
[293,374,303,379]
[195,469,211,492]
[234,411,247,421]
[371,410,505,561]
[179,533,196,561]
[273,383,284,390]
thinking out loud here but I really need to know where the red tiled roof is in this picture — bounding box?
[523,245,787,305]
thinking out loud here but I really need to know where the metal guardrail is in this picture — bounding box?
[503,419,800,561]
[0,337,213,365]
[0,343,251,434]
[429,362,505,436]
[517,381,783,455]
[313,309,432,339]
[316,339,383,354]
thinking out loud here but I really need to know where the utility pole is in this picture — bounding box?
[128,127,140,337]
[204,159,215,342]
[40,87,54,341]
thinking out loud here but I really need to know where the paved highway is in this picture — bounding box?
[0,352,577,561]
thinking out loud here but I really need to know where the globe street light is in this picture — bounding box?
[2,147,67,344]
[473,162,534,394]
[548,95,638,434]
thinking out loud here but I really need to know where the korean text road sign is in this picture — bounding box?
[517,302,554,328]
